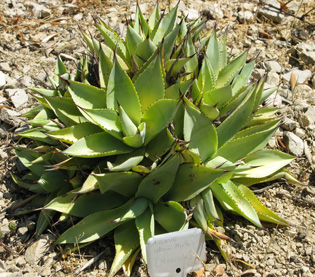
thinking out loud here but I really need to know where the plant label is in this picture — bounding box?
[146,228,206,276]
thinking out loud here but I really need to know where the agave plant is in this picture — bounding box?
[12,3,299,275]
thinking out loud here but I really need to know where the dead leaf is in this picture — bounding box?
[211,264,225,276]
[290,72,297,92]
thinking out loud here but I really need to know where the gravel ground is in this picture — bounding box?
[0,0,315,276]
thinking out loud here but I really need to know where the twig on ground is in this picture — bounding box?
[276,190,315,207]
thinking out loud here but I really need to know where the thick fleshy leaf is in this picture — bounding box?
[165,58,191,77]
[67,80,107,109]
[48,123,102,144]
[163,22,181,61]
[45,190,127,217]
[81,108,122,139]
[233,149,295,179]
[260,87,277,105]
[148,3,160,30]
[110,221,140,277]
[38,171,69,192]
[10,173,44,193]
[232,60,255,96]
[154,201,186,232]
[237,185,289,226]
[126,25,143,55]
[135,207,154,263]
[203,85,232,109]
[216,52,247,88]
[18,129,59,145]
[44,96,87,126]
[215,125,277,162]
[119,105,138,137]
[145,129,175,161]
[142,99,178,144]
[136,155,180,203]
[134,53,164,113]
[15,148,49,176]
[134,38,157,67]
[166,164,225,201]
[184,101,217,163]
[98,46,113,90]
[63,132,132,157]
[55,56,67,86]
[184,35,198,78]
[108,149,144,172]
[96,21,130,66]
[95,172,143,197]
[206,33,220,78]
[202,187,221,221]
[55,198,134,244]
[216,84,256,148]
[211,180,262,228]
[190,196,208,232]
[115,198,149,223]
[107,59,141,125]
[152,5,178,44]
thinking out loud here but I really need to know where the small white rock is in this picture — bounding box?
[0,71,6,87]
[264,61,281,73]
[296,42,315,65]
[283,69,312,84]
[6,88,29,108]
[283,131,304,156]
[266,70,280,86]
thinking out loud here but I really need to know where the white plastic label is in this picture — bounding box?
[146,228,206,277]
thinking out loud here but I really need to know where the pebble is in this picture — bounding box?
[283,69,312,84]
[266,70,280,86]
[0,71,6,87]
[238,10,254,24]
[296,42,315,65]
[16,257,26,267]
[184,9,199,21]
[0,63,11,73]
[25,234,53,265]
[281,117,297,131]
[0,108,22,127]
[294,127,306,139]
[283,131,304,156]
[264,61,281,73]
[258,0,284,23]
[6,89,29,108]
[17,227,28,236]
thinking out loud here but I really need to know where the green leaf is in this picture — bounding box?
[95,172,143,197]
[45,190,127,217]
[166,163,225,201]
[10,172,44,193]
[135,207,154,263]
[115,198,149,223]
[136,154,180,203]
[55,198,134,244]
[202,187,220,221]
[142,99,178,145]
[148,3,160,30]
[211,180,262,228]
[184,101,218,163]
[165,58,191,77]
[48,122,102,144]
[107,59,142,126]
[134,38,157,67]
[184,35,198,78]
[123,134,144,148]
[152,5,178,44]
[260,87,277,105]
[145,129,175,161]
[237,185,289,226]
[81,108,122,139]
[203,85,232,109]
[67,80,107,109]
[18,128,59,145]
[215,125,277,162]
[110,221,140,277]
[232,60,255,96]
[108,149,144,172]
[126,25,143,56]
[216,84,256,148]
[55,56,67,85]
[119,105,138,137]
[63,132,132,157]
[134,52,165,113]
[154,201,186,232]
[219,35,227,71]
[38,171,69,192]
[163,22,181,61]
[96,21,130,66]
[15,148,49,176]
[216,52,247,88]
[233,149,295,179]
[190,196,208,232]
[98,46,113,90]
[206,33,220,78]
